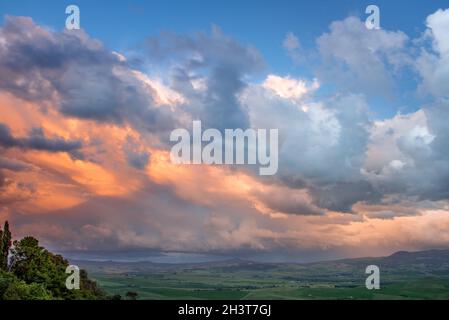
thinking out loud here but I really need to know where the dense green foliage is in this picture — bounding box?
[0,221,108,300]
[0,270,52,300]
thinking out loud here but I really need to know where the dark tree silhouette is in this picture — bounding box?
[0,221,12,271]
[125,291,138,300]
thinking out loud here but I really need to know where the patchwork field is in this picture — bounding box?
[75,249,449,300]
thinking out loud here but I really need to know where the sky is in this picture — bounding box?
[1,0,449,262]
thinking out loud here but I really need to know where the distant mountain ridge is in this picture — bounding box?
[71,248,449,273]
[388,249,449,261]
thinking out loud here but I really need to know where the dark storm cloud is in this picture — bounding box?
[0,16,177,133]
[362,100,449,204]
[310,181,382,213]
[123,137,151,170]
[147,27,265,131]
[126,150,150,170]
[254,190,324,216]
[0,123,82,154]
[0,17,118,105]
[389,101,449,202]
[244,88,377,212]
[0,16,267,146]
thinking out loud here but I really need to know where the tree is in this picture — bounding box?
[125,291,138,300]
[1,269,53,300]
[1,274,53,300]
[0,228,2,269]
[0,221,12,271]
[0,222,107,300]
[10,236,105,299]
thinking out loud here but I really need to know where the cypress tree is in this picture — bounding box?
[0,225,3,270]
[0,221,11,270]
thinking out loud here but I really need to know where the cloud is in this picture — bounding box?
[363,100,449,202]
[283,32,303,64]
[0,156,32,171]
[290,95,367,185]
[243,83,373,211]
[0,16,178,136]
[147,26,265,131]
[262,74,319,101]
[0,123,82,155]
[252,184,324,216]
[0,176,35,205]
[310,181,382,213]
[123,136,151,170]
[316,16,409,97]
[416,8,449,98]
[1,10,449,259]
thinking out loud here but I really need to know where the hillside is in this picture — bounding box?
[0,221,106,300]
[73,249,449,300]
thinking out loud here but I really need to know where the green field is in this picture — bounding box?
[75,249,449,300]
